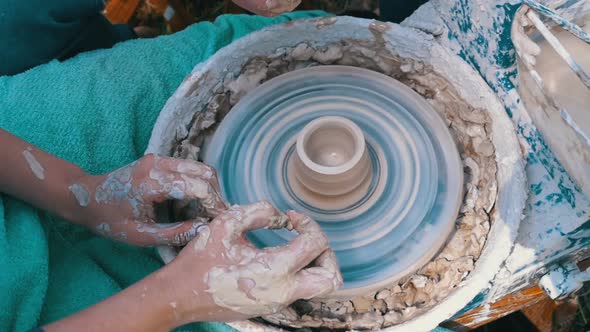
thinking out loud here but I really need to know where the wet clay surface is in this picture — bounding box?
[169,24,497,330]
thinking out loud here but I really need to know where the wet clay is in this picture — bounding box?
[205,207,341,316]
[69,183,90,207]
[169,24,497,330]
[23,147,45,180]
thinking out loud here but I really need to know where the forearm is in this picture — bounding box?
[43,206,343,331]
[43,262,210,332]
[0,129,87,223]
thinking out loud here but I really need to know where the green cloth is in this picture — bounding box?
[0,11,326,332]
[1,0,136,76]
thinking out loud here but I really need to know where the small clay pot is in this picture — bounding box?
[293,116,372,197]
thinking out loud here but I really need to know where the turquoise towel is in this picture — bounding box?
[0,9,453,332]
[0,11,326,332]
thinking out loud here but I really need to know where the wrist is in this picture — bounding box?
[138,264,186,330]
[59,168,94,225]
[158,258,219,326]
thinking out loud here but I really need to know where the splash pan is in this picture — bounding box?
[147,17,526,331]
[202,66,463,296]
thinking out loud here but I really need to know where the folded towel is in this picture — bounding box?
[0,11,327,332]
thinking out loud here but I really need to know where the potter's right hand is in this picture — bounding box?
[42,203,341,332]
[164,202,343,323]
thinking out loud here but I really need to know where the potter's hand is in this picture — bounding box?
[167,202,343,323]
[512,8,541,67]
[72,154,228,246]
[232,0,301,16]
[42,203,341,332]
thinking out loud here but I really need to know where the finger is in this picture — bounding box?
[262,212,329,272]
[178,161,228,213]
[151,157,228,215]
[127,220,208,246]
[158,220,209,246]
[180,175,228,217]
[286,211,321,234]
[314,249,343,287]
[154,156,203,176]
[290,250,343,300]
[157,157,222,192]
[93,220,158,247]
[155,156,226,202]
[176,159,223,194]
[227,201,288,234]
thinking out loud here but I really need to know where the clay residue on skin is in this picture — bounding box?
[95,157,225,223]
[95,162,135,207]
[206,258,297,315]
[22,148,45,180]
[193,225,211,252]
[116,232,128,240]
[175,221,207,247]
[205,206,340,316]
[69,183,90,207]
[97,223,111,235]
[170,31,497,329]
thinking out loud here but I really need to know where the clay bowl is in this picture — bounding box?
[146,17,526,331]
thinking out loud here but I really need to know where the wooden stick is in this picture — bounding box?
[523,0,590,45]
[443,286,548,331]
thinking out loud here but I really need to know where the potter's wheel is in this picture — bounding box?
[202,66,463,295]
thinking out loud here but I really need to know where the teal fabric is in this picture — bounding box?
[0,11,327,332]
[1,0,136,76]
[434,327,453,332]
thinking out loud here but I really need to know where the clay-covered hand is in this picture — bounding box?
[167,202,343,323]
[511,9,541,67]
[232,0,301,16]
[70,154,228,246]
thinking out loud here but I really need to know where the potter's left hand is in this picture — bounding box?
[0,130,227,247]
[164,202,343,323]
[232,0,301,16]
[71,154,228,246]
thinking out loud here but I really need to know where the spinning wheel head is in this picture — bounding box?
[203,66,463,296]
